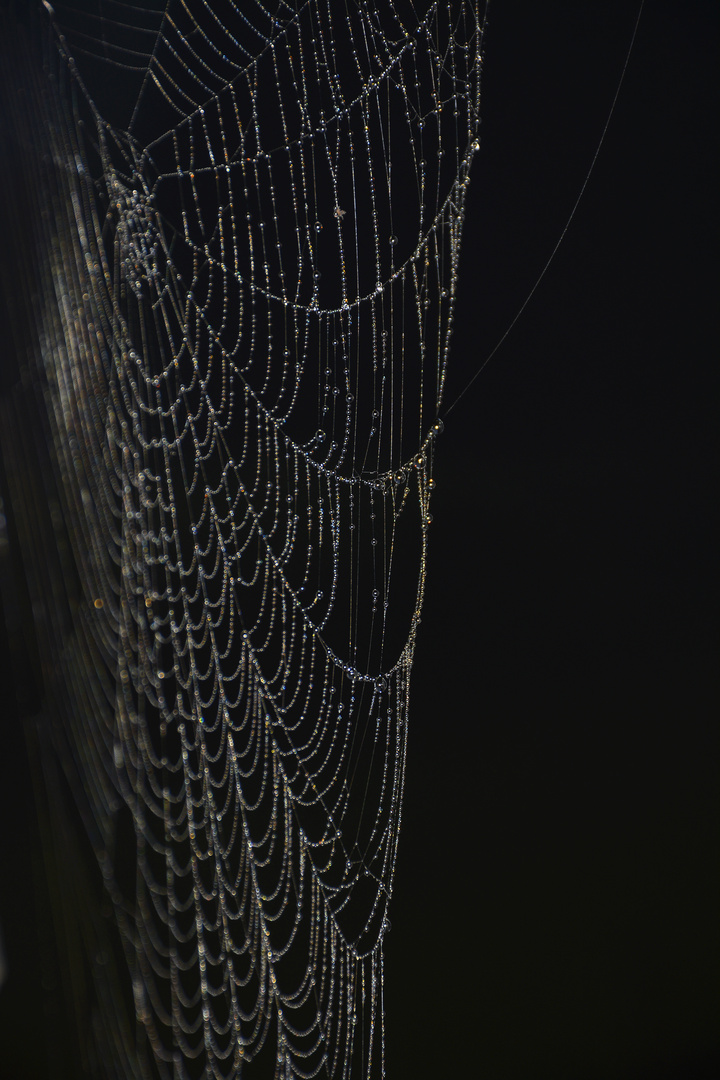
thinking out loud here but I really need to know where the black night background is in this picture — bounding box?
[0,2,717,1078]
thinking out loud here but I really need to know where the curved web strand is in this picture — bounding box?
[4,2,485,1077]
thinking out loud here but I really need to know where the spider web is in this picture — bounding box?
[1,2,484,1076]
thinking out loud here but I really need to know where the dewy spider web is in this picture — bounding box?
[2,2,484,1076]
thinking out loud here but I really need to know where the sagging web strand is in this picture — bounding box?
[16,2,483,1076]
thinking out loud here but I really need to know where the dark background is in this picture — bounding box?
[387,2,718,1078]
[1,2,717,1078]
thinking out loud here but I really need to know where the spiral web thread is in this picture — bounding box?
[4,2,484,1076]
